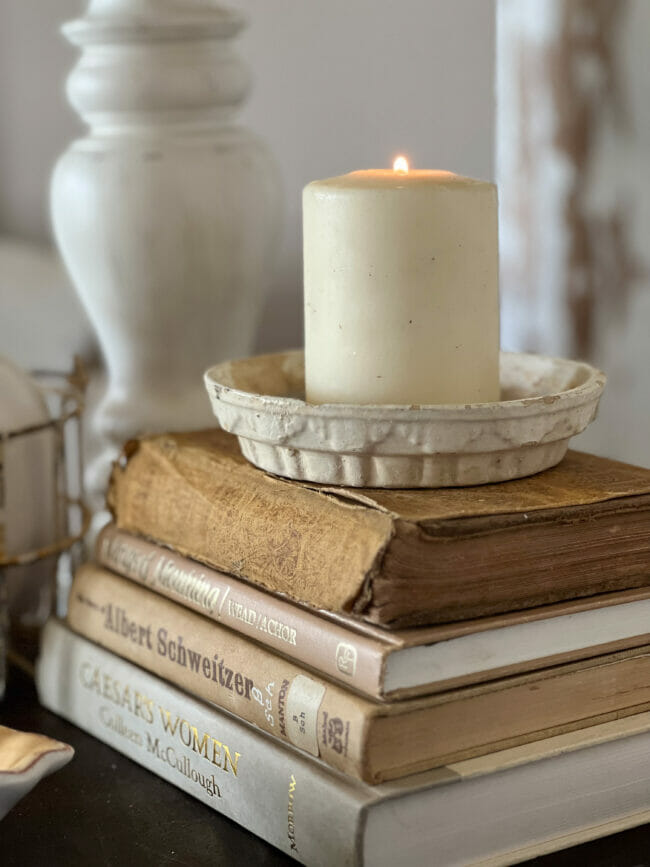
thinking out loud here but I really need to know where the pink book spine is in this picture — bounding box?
[96,525,387,698]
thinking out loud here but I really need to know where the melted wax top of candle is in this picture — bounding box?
[308,170,491,191]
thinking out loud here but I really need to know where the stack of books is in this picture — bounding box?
[37,429,650,865]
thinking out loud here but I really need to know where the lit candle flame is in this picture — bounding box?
[393,155,409,173]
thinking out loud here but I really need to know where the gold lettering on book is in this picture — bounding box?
[155,627,255,700]
[99,706,144,746]
[100,533,223,615]
[80,663,155,723]
[277,678,290,737]
[145,734,222,798]
[335,642,357,677]
[98,533,153,583]
[287,774,298,852]
[103,604,153,649]
[227,600,298,647]
[100,607,258,701]
[152,557,222,615]
[78,659,242,780]
[98,553,300,656]
[157,706,241,775]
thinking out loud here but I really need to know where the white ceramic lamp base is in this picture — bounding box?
[51,1,281,513]
[204,351,606,488]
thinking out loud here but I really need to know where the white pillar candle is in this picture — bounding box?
[303,164,500,405]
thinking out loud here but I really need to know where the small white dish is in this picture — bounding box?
[0,724,74,820]
[204,350,606,488]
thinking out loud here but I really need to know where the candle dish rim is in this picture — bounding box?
[205,350,605,419]
[203,351,606,487]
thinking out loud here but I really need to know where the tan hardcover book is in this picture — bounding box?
[107,429,650,627]
[98,524,650,700]
[68,564,650,784]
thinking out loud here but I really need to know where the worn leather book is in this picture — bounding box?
[68,565,650,784]
[38,619,650,867]
[98,523,650,701]
[107,429,650,627]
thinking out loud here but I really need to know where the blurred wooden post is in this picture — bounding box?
[497,0,650,465]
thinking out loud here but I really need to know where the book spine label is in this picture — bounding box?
[67,565,374,780]
[37,620,365,866]
[96,525,388,698]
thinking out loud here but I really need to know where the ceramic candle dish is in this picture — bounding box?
[204,350,606,488]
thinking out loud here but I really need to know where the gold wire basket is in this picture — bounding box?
[1,359,90,677]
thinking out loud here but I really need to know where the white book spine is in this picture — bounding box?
[36,620,369,867]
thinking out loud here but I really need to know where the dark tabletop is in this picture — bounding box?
[2,665,650,867]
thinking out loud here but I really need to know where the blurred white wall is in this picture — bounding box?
[0,0,81,242]
[234,0,496,350]
[0,0,496,355]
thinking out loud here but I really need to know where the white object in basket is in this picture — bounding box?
[0,725,74,820]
